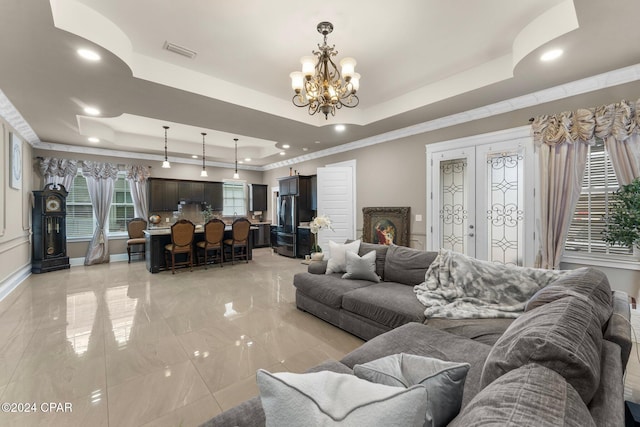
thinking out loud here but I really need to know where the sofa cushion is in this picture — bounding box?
[293,272,374,308]
[354,353,470,427]
[451,364,595,427]
[481,296,603,404]
[341,323,492,408]
[342,250,380,282]
[383,245,438,285]
[525,267,612,327]
[326,240,360,274]
[424,318,514,346]
[257,369,429,427]
[342,282,427,329]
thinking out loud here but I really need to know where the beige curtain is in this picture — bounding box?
[39,157,78,192]
[126,165,150,221]
[532,98,640,268]
[82,161,118,266]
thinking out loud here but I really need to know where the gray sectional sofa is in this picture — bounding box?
[202,243,631,426]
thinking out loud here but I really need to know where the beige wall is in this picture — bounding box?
[0,120,33,292]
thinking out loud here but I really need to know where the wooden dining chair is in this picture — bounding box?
[164,219,195,274]
[196,218,225,269]
[223,218,251,264]
[127,218,147,263]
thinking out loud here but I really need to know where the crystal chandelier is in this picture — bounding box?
[290,22,360,119]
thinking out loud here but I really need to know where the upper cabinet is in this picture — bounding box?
[204,182,223,211]
[277,175,317,222]
[149,178,179,212]
[148,178,223,212]
[249,184,268,212]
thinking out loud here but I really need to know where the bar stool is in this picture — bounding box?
[196,218,225,269]
[126,217,147,263]
[223,218,251,264]
[164,219,195,274]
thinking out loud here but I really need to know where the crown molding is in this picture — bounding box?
[0,89,40,145]
[2,62,640,171]
[31,140,262,171]
[263,62,640,170]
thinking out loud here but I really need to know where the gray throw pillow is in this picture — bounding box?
[354,353,469,427]
[256,369,429,427]
[452,364,596,427]
[342,250,380,282]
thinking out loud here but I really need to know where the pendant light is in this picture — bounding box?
[161,125,171,168]
[233,138,240,179]
[200,132,208,177]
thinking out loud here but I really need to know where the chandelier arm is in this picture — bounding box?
[292,94,310,107]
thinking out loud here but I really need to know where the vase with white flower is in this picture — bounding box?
[310,214,333,261]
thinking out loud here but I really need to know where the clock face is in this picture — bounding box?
[46,196,61,212]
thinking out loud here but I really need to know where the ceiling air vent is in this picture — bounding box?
[163,41,197,59]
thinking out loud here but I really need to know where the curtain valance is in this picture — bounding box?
[126,165,151,183]
[532,98,640,146]
[80,161,119,180]
[39,157,78,178]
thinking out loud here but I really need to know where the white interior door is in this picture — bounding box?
[430,149,476,257]
[317,166,355,257]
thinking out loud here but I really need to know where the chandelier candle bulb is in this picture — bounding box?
[339,57,356,80]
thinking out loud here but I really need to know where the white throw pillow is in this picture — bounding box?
[342,250,380,282]
[325,239,361,274]
[257,369,428,427]
[354,353,470,427]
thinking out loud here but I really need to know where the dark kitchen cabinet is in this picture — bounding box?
[278,176,299,196]
[178,181,204,203]
[149,178,179,212]
[297,227,311,258]
[249,184,268,211]
[204,182,223,210]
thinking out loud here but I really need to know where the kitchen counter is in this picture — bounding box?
[144,226,257,273]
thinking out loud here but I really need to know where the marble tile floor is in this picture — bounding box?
[0,248,364,427]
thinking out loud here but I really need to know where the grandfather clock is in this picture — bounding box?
[32,183,70,273]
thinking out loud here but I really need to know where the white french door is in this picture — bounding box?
[427,127,535,266]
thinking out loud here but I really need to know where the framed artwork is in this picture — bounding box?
[10,132,22,190]
[362,207,410,247]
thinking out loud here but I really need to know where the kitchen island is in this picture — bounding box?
[143,225,257,273]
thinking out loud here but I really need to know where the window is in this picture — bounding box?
[222,182,246,216]
[66,173,93,238]
[66,171,135,238]
[564,139,632,256]
[109,176,135,233]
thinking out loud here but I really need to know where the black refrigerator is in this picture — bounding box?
[276,195,296,257]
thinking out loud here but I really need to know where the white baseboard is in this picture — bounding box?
[0,264,31,304]
[70,253,130,266]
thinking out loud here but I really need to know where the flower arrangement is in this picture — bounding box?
[310,214,333,253]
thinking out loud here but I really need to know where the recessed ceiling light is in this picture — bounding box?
[279,152,285,156]
[302,147,309,152]
[77,48,101,61]
[84,106,100,116]
[244,158,251,162]
[282,144,290,149]
[315,141,321,144]
[88,137,100,143]
[192,155,198,159]
[540,49,563,62]
[335,124,346,132]
[239,160,244,164]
